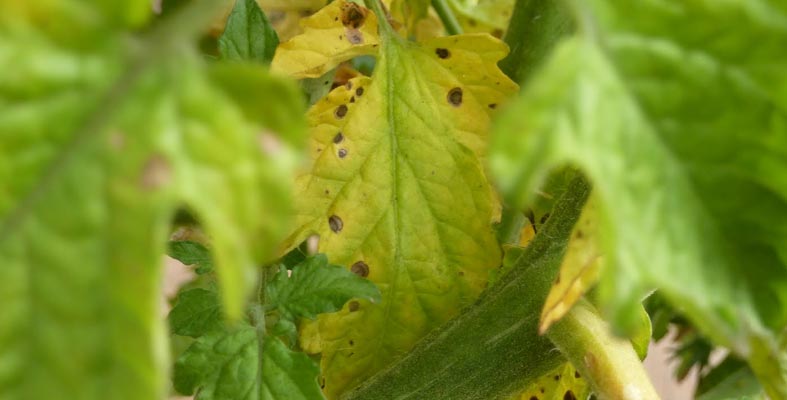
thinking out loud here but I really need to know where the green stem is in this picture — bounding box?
[431,0,463,35]
[364,0,396,37]
[255,266,269,398]
[547,299,659,400]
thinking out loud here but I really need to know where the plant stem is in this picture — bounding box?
[547,299,659,400]
[364,0,396,37]
[255,266,269,399]
[431,0,463,35]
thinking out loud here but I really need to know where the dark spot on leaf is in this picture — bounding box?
[530,397,538,400]
[324,80,330,85]
[435,48,450,59]
[341,2,368,29]
[351,261,369,277]
[564,390,576,400]
[356,87,364,96]
[349,339,354,346]
[554,374,560,381]
[333,132,344,143]
[540,213,550,224]
[350,96,355,103]
[348,352,355,357]
[335,104,348,119]
[447,87,463,107]
[575,370,581,378]
[334,17,338,21]
[325,189,330,195]
[468,18,477,26]
[540,388,545,393]
[321,377,326,389]
[575,230,584,239]
[339,35,343,40]
[555,274,561,284]
[338,148,348,158]
[329,215,343,232]
[346,29,364,44]
[345,81,353,90]
[458,271,464,276]
[492,28,504,38]
[348,301,360,312]
[488,103,497,109]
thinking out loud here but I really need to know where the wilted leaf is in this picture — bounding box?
[275,5,517,395]
[539,196,601,333]
[271,0,381,78]
[514,363,590,400]
[491,1,787,395]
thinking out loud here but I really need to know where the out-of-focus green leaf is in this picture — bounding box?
[490,1,787,395]
[696,357,764,400]
[174,324,324,400]
[0,1,304,398]
[220,0,280,64]
[169,288,223,337]
[266,254,380,322]
[169,240,214,274]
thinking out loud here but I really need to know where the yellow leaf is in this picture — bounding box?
[271,0,381,78]
[514,363,590,400]
[280,7,518,396]
[539,197,602,333]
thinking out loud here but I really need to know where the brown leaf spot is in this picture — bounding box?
[351,261,369,277]
[350,96,355,103]
[345,81,353,90]
[554,374,560,381]
[346,28,364,44]
[348,301,360,312]
[341,2,368,29]
[349,339,354,346]
[447,87,463,107]
[335,104,348,119]
[435,48,450,59]
[333,132,344,144]
[338,148,348,158]
[563,390,576,400]
[329,215,343,232]
[356,87,364,97]
[488,103,497,109]
[574,370,581,378]
[530,397,539,400]
[140,154,171,190]
[540,213,551,224]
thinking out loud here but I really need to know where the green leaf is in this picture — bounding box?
[0,2,303,398]
[514,363,590,400]
[267,254,380,322]
[169,288,223,337]
[490,1,787,395]
[169,240,214,275]
[219,0,280,64]
[174,324,324,400]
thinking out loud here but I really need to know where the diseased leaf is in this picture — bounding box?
[220,0,280,64]
[169,288,223,337]
[514,363,590,400]
[174,324,323,400]
[275,6,518,395]
[271,0,381,78]
[539,196,601,333]
[267,254,380,322]
[491,0,787,395]
[169,240,214,275]
[0,2,303,398]
[449,0,514,32]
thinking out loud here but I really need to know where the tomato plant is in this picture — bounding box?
[1,0,786,399]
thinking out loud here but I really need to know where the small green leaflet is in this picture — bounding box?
[171,254,379,399]
[169,288,223,337]
[220,0,280,64]
[174,324,324,400]
[266,253,381,322]
[169,240,214,274]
